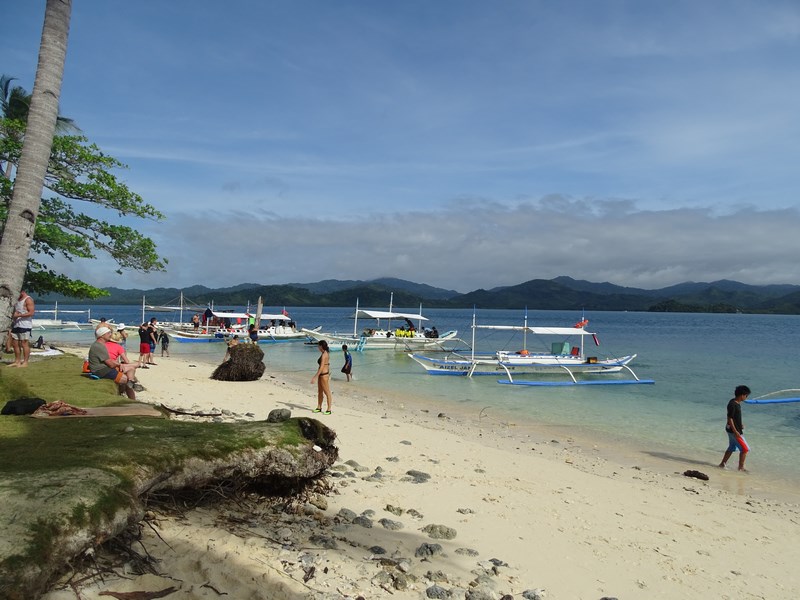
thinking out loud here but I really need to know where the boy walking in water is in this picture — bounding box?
[719,385,751,471]
[341,344,353,381]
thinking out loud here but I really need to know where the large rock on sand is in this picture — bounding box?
[211,343,265,381]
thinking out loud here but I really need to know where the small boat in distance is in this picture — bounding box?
[301,294,462,351]
[32,302,92,329]
[409,311,652,386]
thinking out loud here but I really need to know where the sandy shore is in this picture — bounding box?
[43,351,800,599]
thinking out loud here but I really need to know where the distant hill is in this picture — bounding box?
[289,277,460,300]
[452,279,655,311]
[35,276,800,314]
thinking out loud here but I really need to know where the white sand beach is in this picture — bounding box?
[42,352,800,600]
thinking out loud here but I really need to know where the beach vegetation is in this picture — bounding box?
[0,354,335,598]
[0,117,167,299]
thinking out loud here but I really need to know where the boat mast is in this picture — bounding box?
[353,298,359,337]
[388,292,393,332]
[142,296,145,324]
[471,308,476,361]
[179,291,184,325]
[523,307,528,351]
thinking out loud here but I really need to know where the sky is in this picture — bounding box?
[4,0,800,294]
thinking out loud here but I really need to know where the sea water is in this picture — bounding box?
[40,306,800,493]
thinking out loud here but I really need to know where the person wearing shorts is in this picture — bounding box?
[137,323,152,368]
[147,318,158,363]
[89,327,135,399]
[9,289,35,368]
[719,385,751,471]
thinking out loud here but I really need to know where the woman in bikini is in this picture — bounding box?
[311,340,333,414]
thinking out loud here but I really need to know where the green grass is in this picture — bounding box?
[0,354,134,408]
[0,353,321,595]
[0,355,294,476]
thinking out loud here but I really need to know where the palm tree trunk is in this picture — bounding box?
[0,0,72,333]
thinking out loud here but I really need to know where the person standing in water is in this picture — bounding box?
[719,385,751,471]
[341,344,353,382]
[312,340,332,414]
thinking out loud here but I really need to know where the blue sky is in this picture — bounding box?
[4,0,800,293]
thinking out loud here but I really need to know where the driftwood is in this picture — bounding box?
[159,405,222,417]
[211,343,266,381]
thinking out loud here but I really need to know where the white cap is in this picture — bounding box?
[95,326,112,337]
[117,323,126,330]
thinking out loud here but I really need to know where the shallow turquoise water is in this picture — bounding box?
[42,306,800,487]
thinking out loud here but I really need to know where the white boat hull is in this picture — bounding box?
[409,352,637,376]
[302,328,460,351]
[166,326,315,343]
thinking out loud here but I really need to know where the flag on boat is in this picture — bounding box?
[282,308,289,316]
[592,333,600,346]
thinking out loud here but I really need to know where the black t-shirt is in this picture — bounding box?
[725,398,743,433]
[138,326,150,344]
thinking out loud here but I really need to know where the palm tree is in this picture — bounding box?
[1,75,32,122]
[0,0,73,334]
[1,73,78,178]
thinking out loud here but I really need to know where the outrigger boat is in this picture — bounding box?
[409,312,653,386]
[33,302,92,330]
[166,310,314,343]
[301,294,461,351]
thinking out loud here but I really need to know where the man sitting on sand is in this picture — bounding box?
[89,326,137,399]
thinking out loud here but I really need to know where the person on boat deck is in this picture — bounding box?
[432,326,439,338]
[312,340,333,414]
[341,344,353,382]
[90,327,137,399]
[719,385,751,472]
[192,314,200,330]
[248,324,258,343]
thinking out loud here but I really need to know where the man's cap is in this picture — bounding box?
[95,326,112,337]
[117,323,126,330]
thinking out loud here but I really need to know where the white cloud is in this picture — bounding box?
[78,197,800,292]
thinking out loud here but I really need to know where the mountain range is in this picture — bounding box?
[38,276,800,314]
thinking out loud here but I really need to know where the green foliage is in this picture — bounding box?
[0,114,166,299]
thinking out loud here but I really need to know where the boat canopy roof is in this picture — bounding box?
[355,309,429,322]
[146,305,189,312]
[476,325,594,335]
[211,310,290,321]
